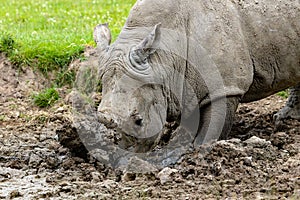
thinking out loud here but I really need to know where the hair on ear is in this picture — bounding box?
[94,23,112,51]
[129,23,162,67]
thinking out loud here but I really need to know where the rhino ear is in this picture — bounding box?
[129,23,161,67]
[94,23,111,51]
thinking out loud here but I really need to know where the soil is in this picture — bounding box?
[0,53,299,199]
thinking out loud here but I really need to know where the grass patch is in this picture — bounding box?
[32,87,60,108]
[55,67,76,87]
[277,90,289,99]
[0,33,17,55]
[0,0,135,72]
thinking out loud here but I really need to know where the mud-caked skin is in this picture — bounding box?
[93,0,300,151]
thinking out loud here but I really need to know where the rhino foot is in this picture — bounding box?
[274,85,300,125]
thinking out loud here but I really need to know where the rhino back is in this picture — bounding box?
[187,0,300,102]
[116,0,299,102]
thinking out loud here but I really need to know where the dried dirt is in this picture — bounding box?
[0,53,299,199]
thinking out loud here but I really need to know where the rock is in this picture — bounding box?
[64,91,75,104]
[244,136,271,148]
[114,169,122,182]
[100,180,118,189]
[214,139,243,152]
[45,176,54,183]
[61,158,76,169]
[0,172,11,182]
[47,156,60,168]
[13,92,22,99]
[58,147,69,155]
[120,156,158,182]
[270,132,288,148]
[244,156,252,166]
[91,171,102,182]
[125,156,158,174]
[210,161,222,176]
[226,138,242,144]
[59,181,70,187]
[55,106,66,113]
[28,153,42,168]
[142,187,153,197]
[122,172,136,182]
[9,190,22,199]
[157,167,178,184]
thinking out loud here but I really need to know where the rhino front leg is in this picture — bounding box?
[274,84,300,123]
[193,97,239,147]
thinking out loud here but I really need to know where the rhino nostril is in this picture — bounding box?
[135,118,143,126]
[130,111,143,126]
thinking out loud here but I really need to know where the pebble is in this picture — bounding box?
[59,181,70,187]
[28,153,42,168]
[55,107,66,113]
[125,156,158,174]
[101,180,118,189]
[122,172,136,182]
[91,171,101,182]
[157,167,178,184]
[244,136,271,148]
[270,132,288,147]
[9,190,22,199]
[244,156,252,166]
[210,162,222,176]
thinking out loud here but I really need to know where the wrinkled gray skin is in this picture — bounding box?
[95,0,300,152]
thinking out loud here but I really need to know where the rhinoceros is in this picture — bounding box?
[93,0,300,152]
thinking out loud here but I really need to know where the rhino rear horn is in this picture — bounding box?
[94,23,111,50]
[129,23,161,66]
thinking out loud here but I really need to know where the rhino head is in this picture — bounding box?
[94,23,182,152]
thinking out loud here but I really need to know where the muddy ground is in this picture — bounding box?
[0,53,299,199]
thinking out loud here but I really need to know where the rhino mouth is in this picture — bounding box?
[100,119,179,153]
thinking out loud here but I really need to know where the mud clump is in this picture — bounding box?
[56,121,88,160]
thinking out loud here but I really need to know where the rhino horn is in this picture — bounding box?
[93,23,111,51]
[129,23,161,67]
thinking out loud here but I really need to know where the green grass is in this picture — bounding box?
[277,90,289,99]
[0,0,135,73]
[0,33,17,55]
[32,87,60,108]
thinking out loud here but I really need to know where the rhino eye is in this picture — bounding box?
[135,118,143,126]
[129,49,150,72]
